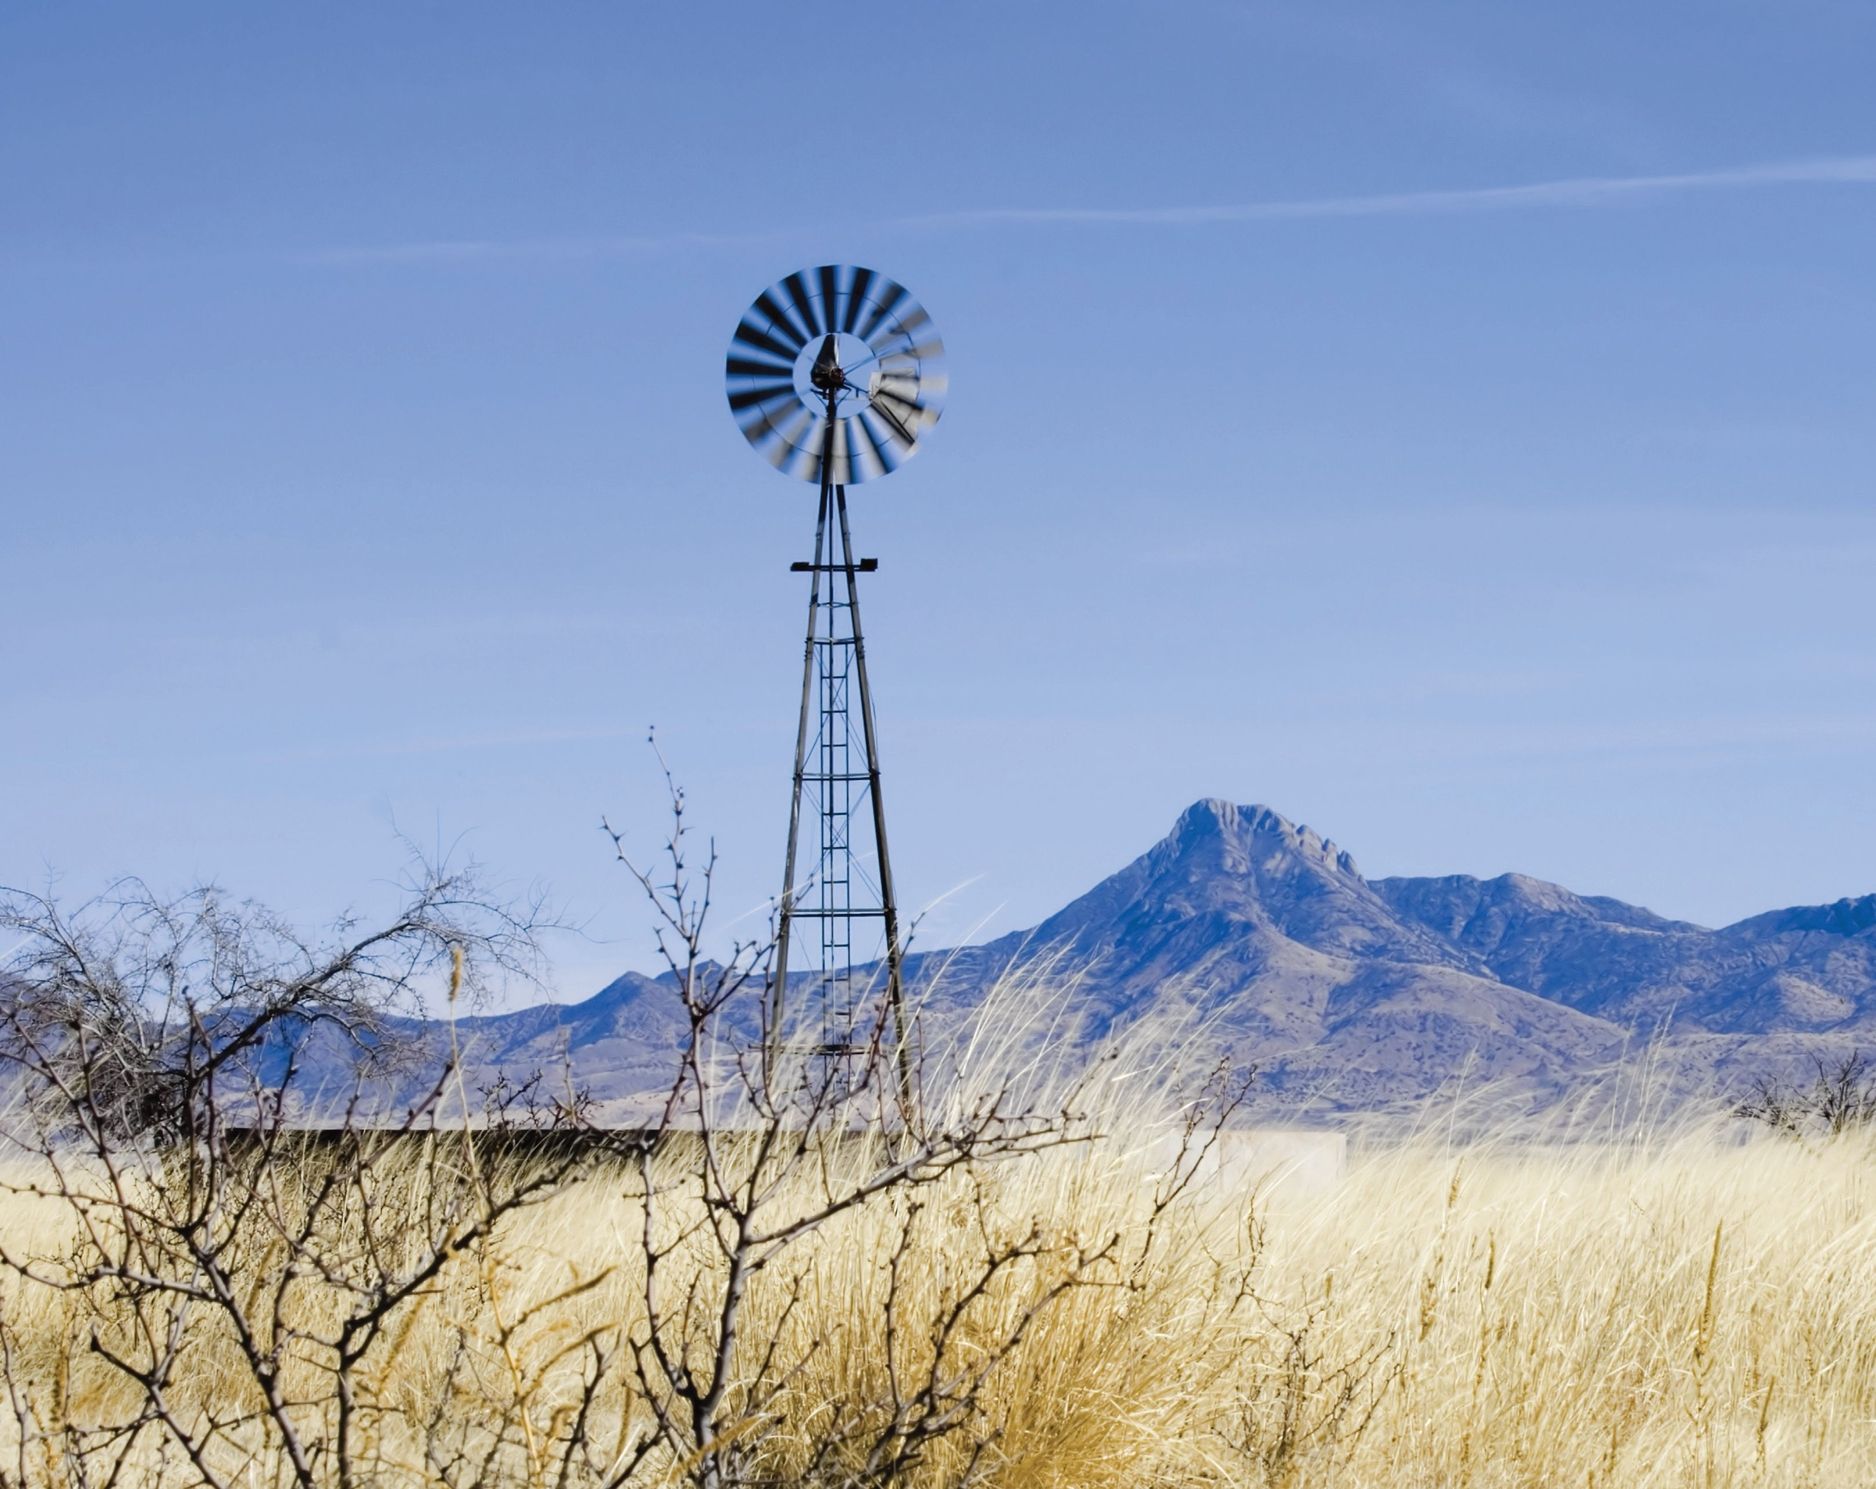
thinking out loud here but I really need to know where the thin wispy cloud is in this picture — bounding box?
[891,153,1876,229]
[311,153,1876,265]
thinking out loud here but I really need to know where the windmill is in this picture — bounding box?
[723,265,946,1110]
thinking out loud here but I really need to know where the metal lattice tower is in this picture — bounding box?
[722,265,946,1108]
[780,478,898,1070]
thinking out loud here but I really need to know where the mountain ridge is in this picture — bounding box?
[333,800,1876,1117]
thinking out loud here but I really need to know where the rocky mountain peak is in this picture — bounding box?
[1011,799,1447,971]
[1168,799,1362,881]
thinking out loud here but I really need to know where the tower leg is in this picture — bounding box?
[768,480,831,1086]
[833,486,917,1127]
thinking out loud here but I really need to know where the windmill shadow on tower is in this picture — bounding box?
[724,265,946,1117]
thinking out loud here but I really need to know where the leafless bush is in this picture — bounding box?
[1735,1051,1876,1139]
[0,858,549,1141]
[0,858,602,1487]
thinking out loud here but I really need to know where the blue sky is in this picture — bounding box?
[5,2,1874,1001]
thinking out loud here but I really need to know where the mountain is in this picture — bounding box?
[905,801,1648,1111]
[1375,873,1876,1035]
[275,801,1876,1117]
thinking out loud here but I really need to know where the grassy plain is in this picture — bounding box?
[1,1105,1873,1486]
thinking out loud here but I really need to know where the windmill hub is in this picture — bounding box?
[807,333,847,393]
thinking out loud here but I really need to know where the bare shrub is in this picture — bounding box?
[0,858,549,1140]
[0,857,597,1487]
[1734,1050,1876,1138]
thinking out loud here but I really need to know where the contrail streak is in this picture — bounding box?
[310,153,1876,264]
[886,154,1876,229]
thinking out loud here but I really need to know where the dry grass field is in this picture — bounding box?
[2,1094,1873,1488]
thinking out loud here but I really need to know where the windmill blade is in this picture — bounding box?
[869,372,920,403]
[781,271,824,339]
[840,267,875,333]
[726,355,794,380]
[872,386,937,433]
[766,406,823,473]
[867,396,918,451]
[866,412,900,474]
[867,373,923,406]
[905,370,948,400]
[855,279,909,342]
[840,415,885,483]
[875,338,944,369]
[737,420,786,468]
[825,412,856,485]
[728,381,798,414]
[801,416,832,481]
[857,409,907,465]
[732,320,798,365]
[741,395,809,444]
[885,305,933,342]
[750,292,808,352]
[816,265,842,335]
[737,403,790,453]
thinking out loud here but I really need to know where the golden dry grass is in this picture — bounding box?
[2,1108,1874,1486]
